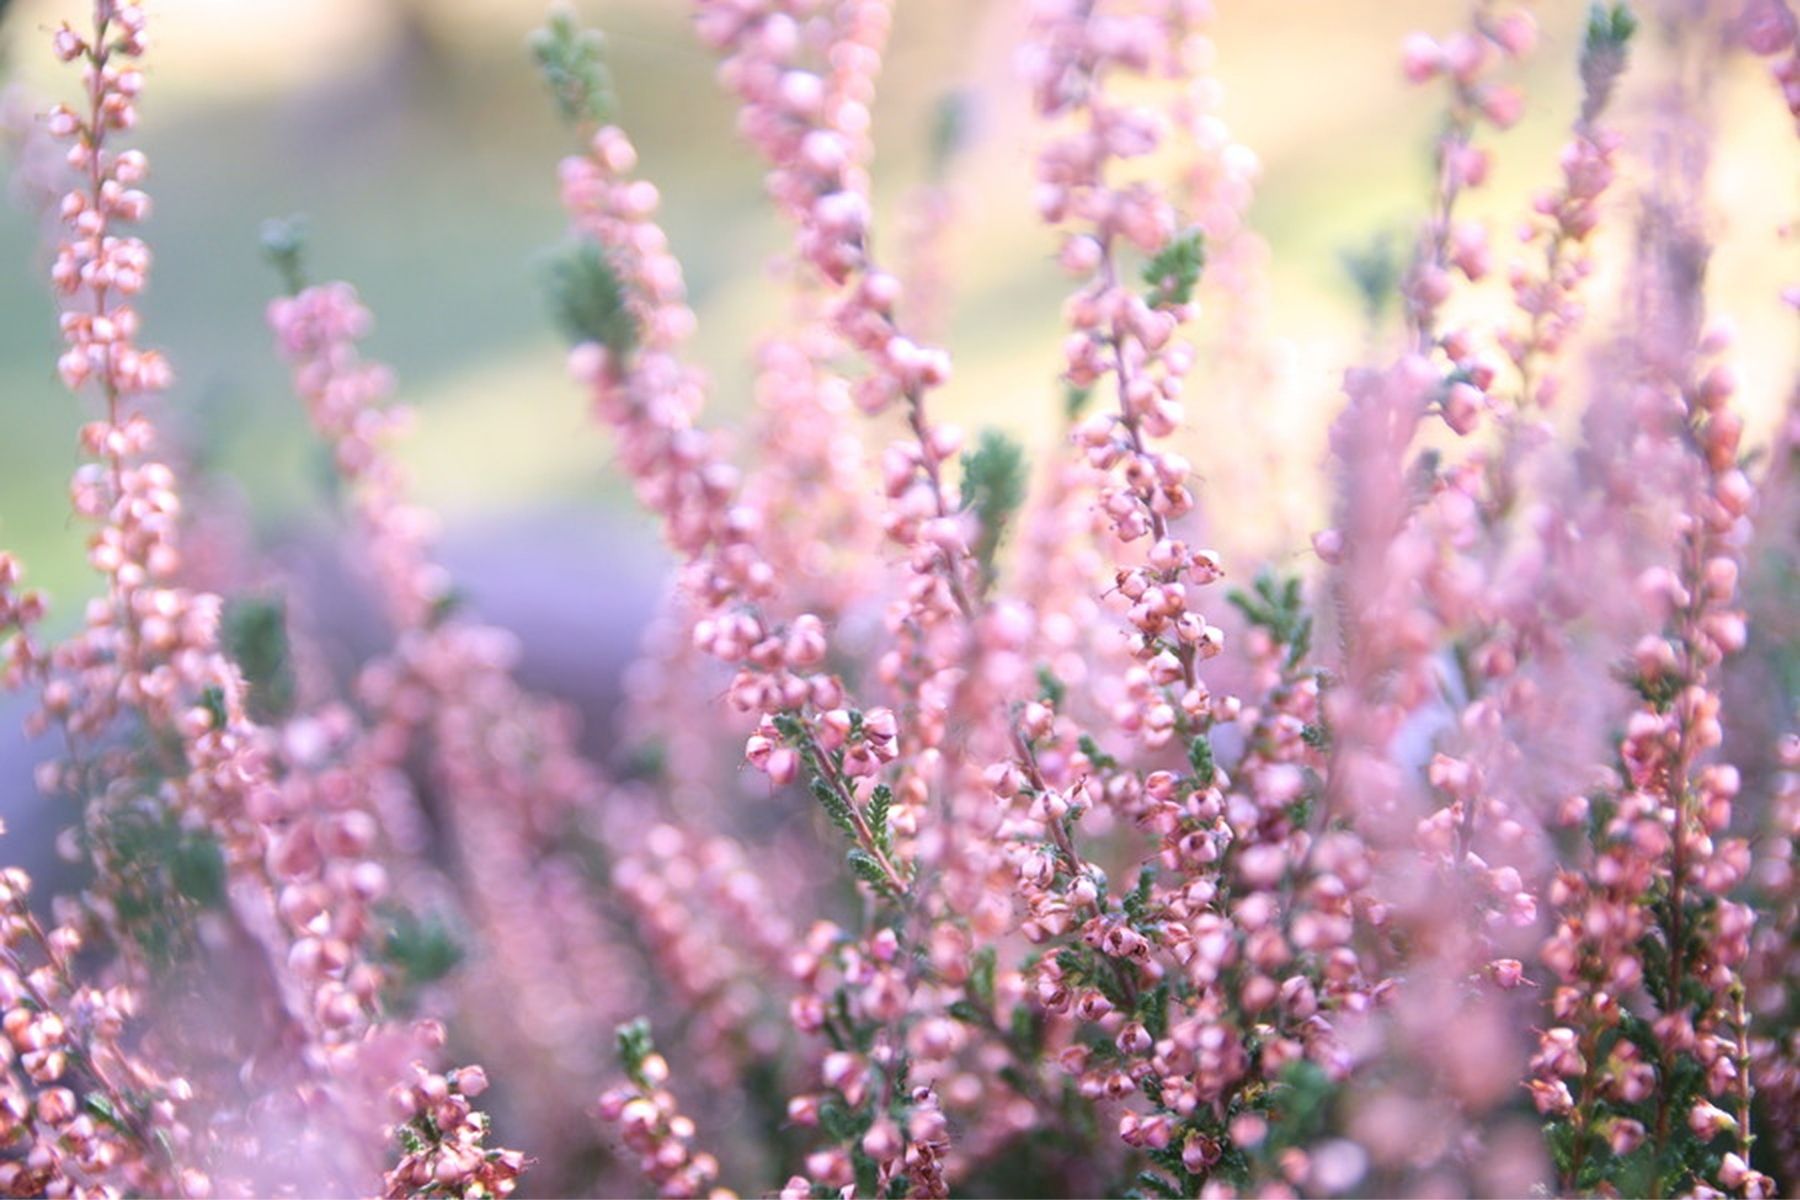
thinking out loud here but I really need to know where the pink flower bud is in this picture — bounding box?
[766,747,799,787]
[1401,33,1444,82]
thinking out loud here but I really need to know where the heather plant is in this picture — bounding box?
[0,0,1793,1197]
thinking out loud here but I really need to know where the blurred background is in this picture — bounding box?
[0,0,1794,637]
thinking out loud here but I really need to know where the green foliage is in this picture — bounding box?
[810,776,858,840]
[969,945,997,1009]
[1132,1170,1182,1198]
[867,784,893,852]
[379,905,464,997]
[846,848,899,899]
[1140,982,1169,1040]
[1625,659,1681,712]
[1142,229,1206,308]
[84,1095,129,1134]
[1227,567,1314,671]
[928,89,971,177]
[1036,665,1066,708]
[530,5,614,127]
[818,1095,870,1144]
[1584,2,1638,55]
[619,737,668,783]
[169,835,227,910]
[94,805,227,968]
[852,1148,880,1197]
[615,1016,656,1089]
[1265,1060,1334,1151]
[1079,734,1118,772]
[1064,381,1094,421]
[1541,1001,1721,1196]
[396,1122,426,1155]
[1187,735,1216,787]
[1339,231,1400,327]
[197,684,229,732]
[1580,3,1637,123]
[1008,1002,1039,1055]
[959,429,1028,588]
[1121,866,1156,925]
[546,241,638,358]
[427,586,469,630]
[947,998,987,1025]
[222,594,296,721]
[259,215,309,296]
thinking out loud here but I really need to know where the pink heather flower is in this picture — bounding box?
[1401,32,1445,83]
[0,3,1786,1198]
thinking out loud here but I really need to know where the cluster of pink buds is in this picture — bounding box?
[45,7,168,404]
[695,0,891,286]
[0,555,47,692]
[694,5,980,782]
[543,42,926,931]
[557,117,853,743]
[597,1022,726,1199]
[384,1060,524,1198]
[0,863,201,1197]
[1398,7,1535,366]
[606,822,796,1081]
[1738,0,1800,130]
[1025,2,1227,712]
[269,283,447,631]
[1499,127,1617,410]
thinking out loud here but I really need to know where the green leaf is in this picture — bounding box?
[546,241,638,357]
[1140,982,1169,1040]
[198,685,230,731]
[1009,1003,1038,1052]
[819,1097,865,1143]
[1584,1,1637,54]
[1138,1072,1164,1107]
[1078,735,1118,771]
[223,595,296,721]
[427,586,468,630]
[1287,613,1314,671]
[1064,381,1094,421]
[868,784,893,852]
[1579,3,1636,123]
[948,999,987,1025]
[1142,229,1206,308]
[380,906,464,990]
[260,215,309,296]
[969,946,997,1009]
[530,4,615,126]
[1268,1060,1336,1151]
[615,1016,655,1089]
[1338,230,1401,326]
[811,777,858,839]
[959,429,1028,587]
[846,848,897,898]
[170,835,226,909]
[1188,735,1216,786]
[928,89,971,177]
[84,1094,125,1131]
[853,1149,880,1198]
[1134,1171,1181,1198]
